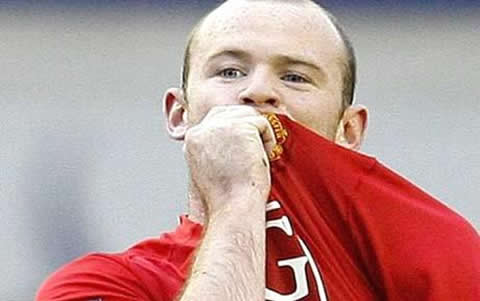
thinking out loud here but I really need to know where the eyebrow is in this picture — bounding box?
[205,49,252,64]
[205,49,327,81]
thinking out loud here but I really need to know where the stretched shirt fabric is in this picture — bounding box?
[36,115,480,301]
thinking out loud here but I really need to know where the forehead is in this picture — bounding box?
[192,0,344,66]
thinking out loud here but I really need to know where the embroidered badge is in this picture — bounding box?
[263,113,289,161]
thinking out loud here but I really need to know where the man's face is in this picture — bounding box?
[183,0,346,139]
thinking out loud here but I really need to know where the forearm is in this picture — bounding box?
[179,201,266,301]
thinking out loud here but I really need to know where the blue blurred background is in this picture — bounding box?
[1,1,479,300]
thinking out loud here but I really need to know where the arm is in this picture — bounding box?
[178,106,275,301]
[180,199,266,301]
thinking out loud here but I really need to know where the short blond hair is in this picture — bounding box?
[181,0,356,108]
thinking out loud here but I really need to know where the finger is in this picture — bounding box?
[204,105,260,122]
[241,115,277,159]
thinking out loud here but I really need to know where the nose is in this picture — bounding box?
[239,68,280,108]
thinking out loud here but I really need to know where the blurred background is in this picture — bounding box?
[1,1,479,299]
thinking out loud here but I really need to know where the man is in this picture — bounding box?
[37,0,479,300]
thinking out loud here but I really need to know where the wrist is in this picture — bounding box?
[206,190,268,224]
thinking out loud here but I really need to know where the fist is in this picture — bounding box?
[184,105,276,216]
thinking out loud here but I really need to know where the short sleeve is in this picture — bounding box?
[36,218,201,301]
[36,253,153,301]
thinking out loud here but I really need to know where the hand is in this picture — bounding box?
[184,105,276,217]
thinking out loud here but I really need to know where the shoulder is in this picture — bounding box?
[351,160,480,299]
[36,217,203,301]
[36,252,153,301]
[351,158,480,255]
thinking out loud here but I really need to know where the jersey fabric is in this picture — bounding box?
[37,114,480,301]
[36,216,203,301]
[264,114,479,300]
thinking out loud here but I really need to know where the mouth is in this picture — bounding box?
[253,106,294,120]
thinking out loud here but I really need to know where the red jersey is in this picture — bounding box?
[264,114,479,300]
[36,216,203,301]
[37,115,479,300]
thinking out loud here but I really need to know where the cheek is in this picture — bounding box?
[185,85,238,125]
[186,97,214,125]
[286,96,341,139]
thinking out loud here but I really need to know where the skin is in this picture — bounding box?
[163,0,368,299]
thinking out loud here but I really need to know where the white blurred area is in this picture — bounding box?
[0,4,478,300]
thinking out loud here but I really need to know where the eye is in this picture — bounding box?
[281,73,309,83]
[218,68,246,79]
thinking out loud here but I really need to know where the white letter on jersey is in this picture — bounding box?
[265,256,309,301]
[265,201,328,301]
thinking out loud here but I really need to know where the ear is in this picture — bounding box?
[163,88,188,141]
[335,105,368,150]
